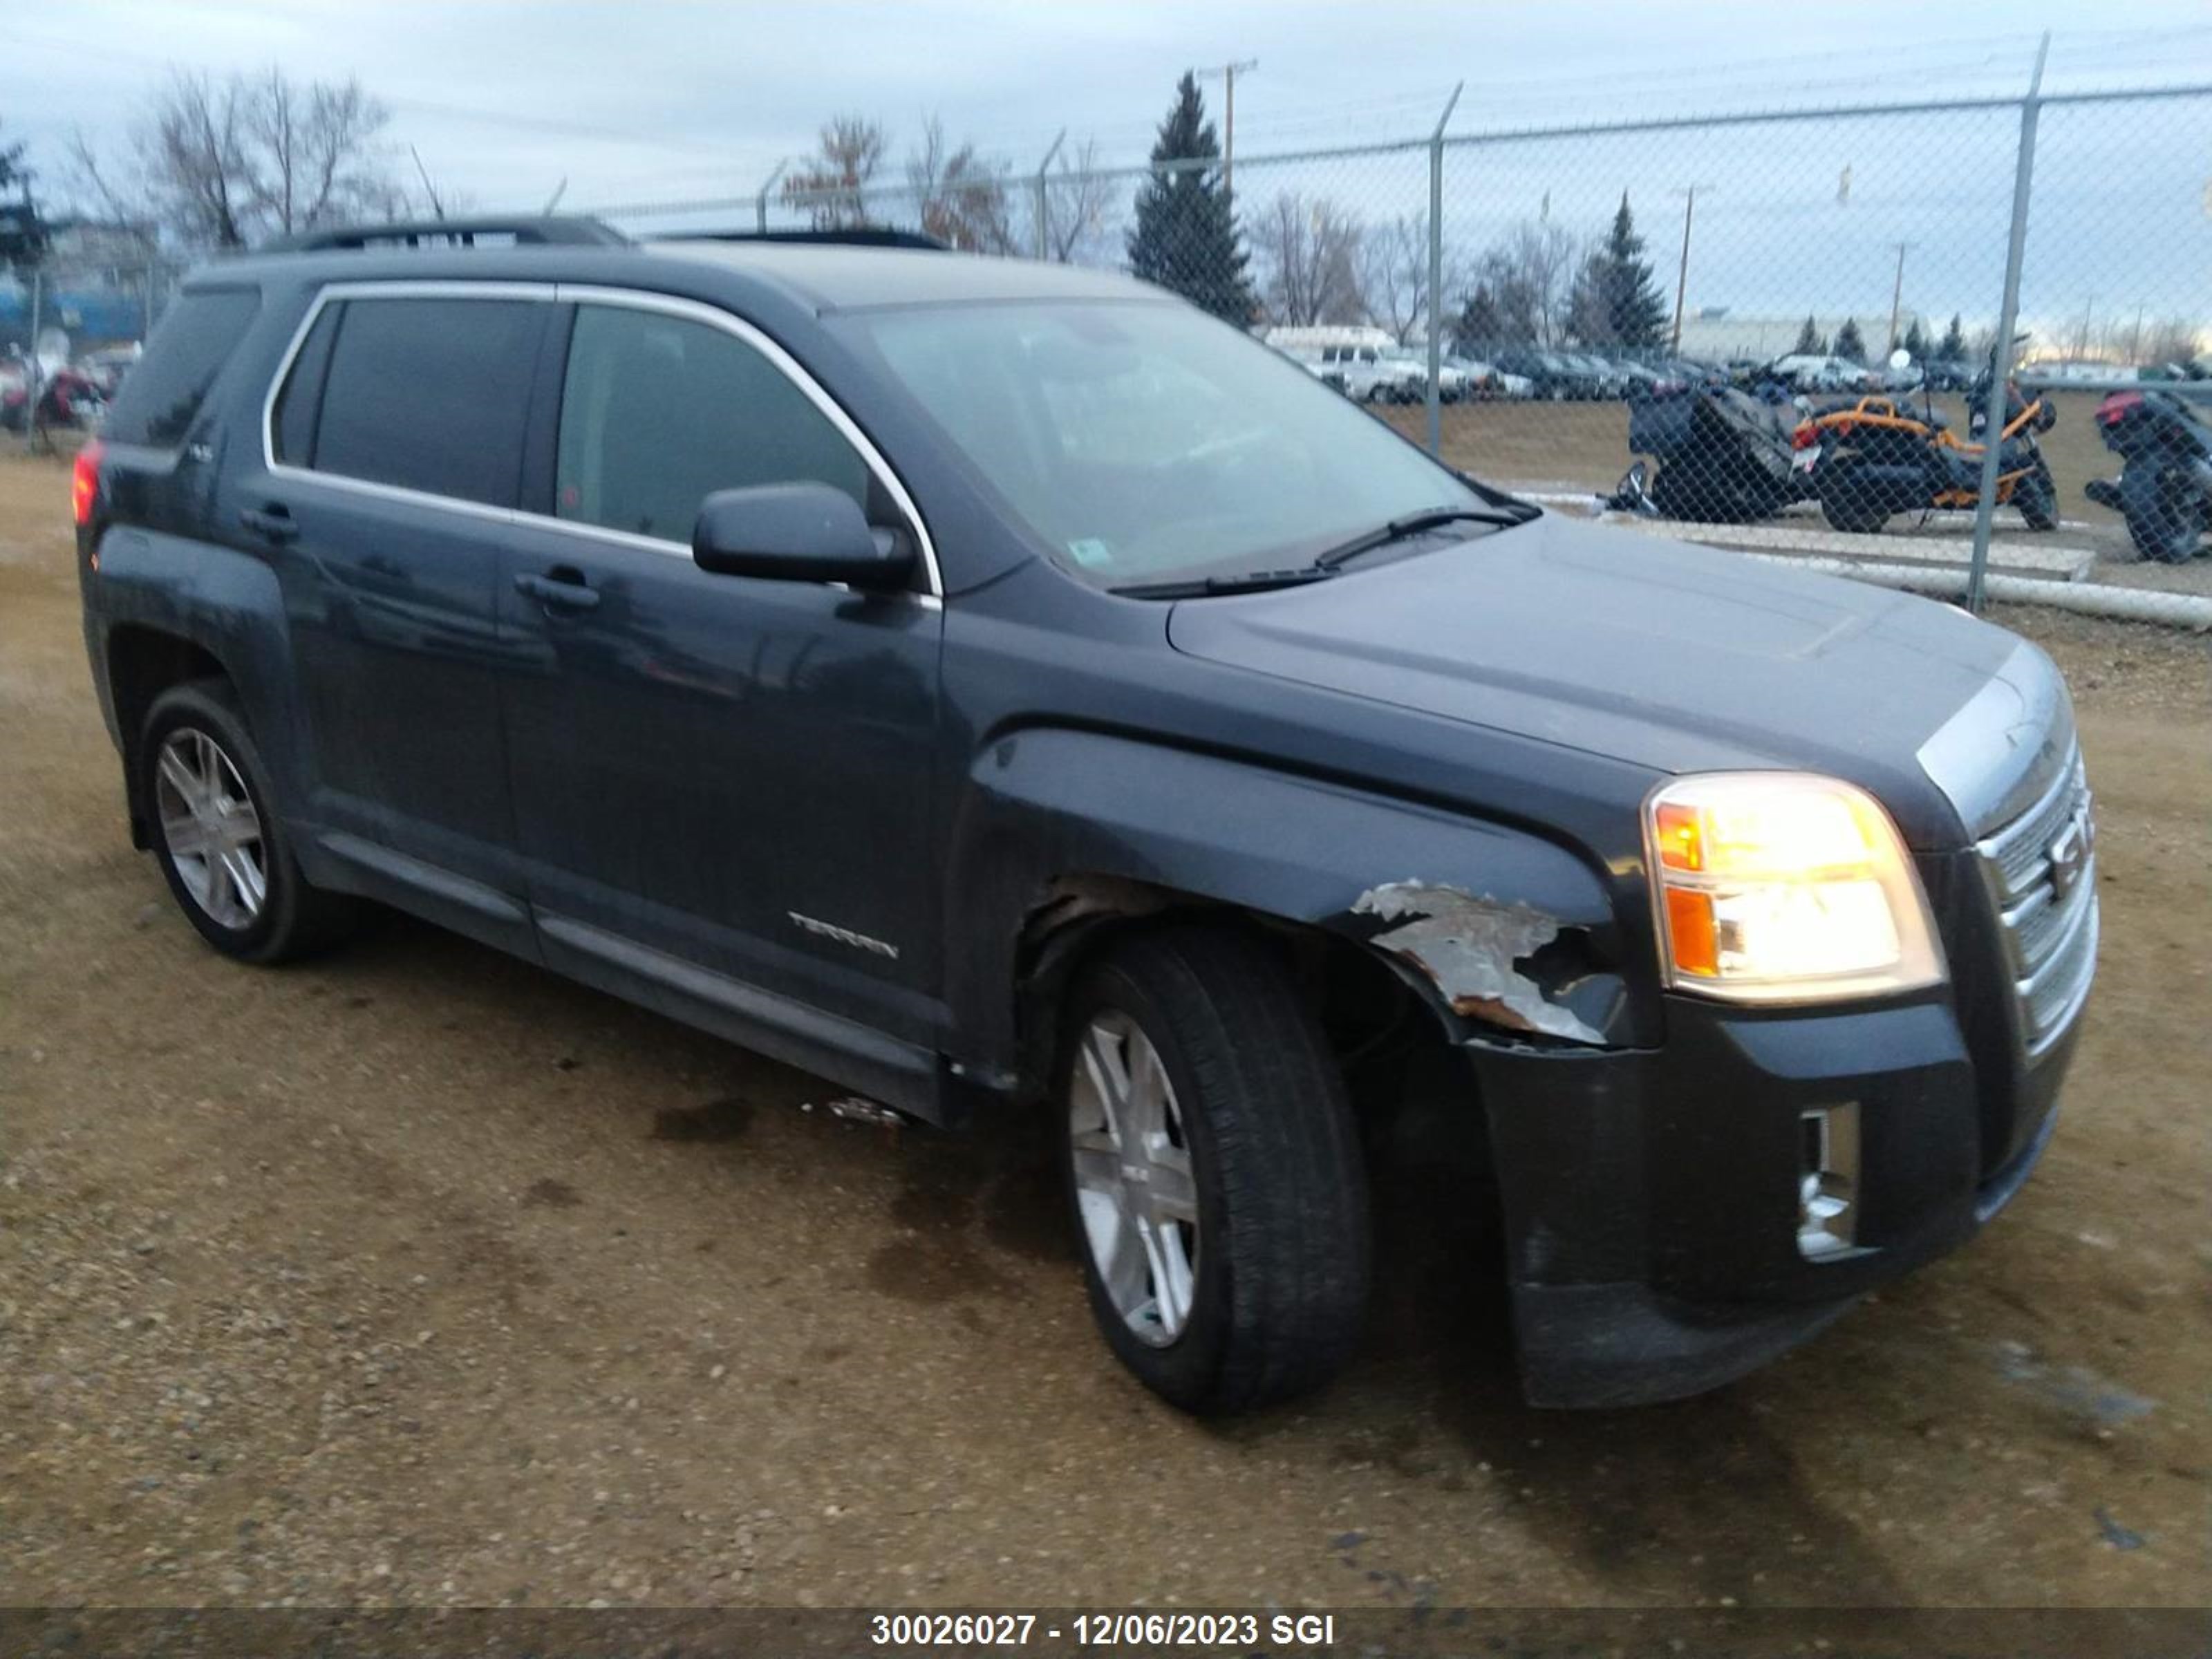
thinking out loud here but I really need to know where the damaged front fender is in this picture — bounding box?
[1344,889,1610,1044]
[1353,881,1617,1047]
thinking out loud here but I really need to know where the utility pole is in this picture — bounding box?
[1668,184,1711,354]
[1886,241,1915,354]
[1033,129,1066,262]
[1196,59,1258,194]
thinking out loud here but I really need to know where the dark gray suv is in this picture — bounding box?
[75,219,2096,1413]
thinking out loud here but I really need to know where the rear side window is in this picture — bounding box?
[102,288,261,448]
[306,297,543,507]
[270,304,341,465]
[554,303,867,543]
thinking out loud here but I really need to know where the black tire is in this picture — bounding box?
[140,679,356,964]
[1056,926,1370,1414]
[1817,460,1889,534]
[2014,459,2059,532]
[2121,466,2206,563]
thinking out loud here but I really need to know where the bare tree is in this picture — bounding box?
[1040,138,1118,265]
[1253,192,1365,327]
[783,116,888,229]
[2138,316,2206,367]
[1458,221,1575,347]
[72,68,399,249]
[905,117,1015,253]
[1360,213,1453,344]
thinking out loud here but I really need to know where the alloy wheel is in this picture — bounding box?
[1067,1011,1201,1347]
[153,728,268,929]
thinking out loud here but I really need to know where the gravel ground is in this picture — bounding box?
[1,449,2206,1611]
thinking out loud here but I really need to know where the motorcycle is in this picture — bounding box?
[1611,379,1806,523]
[1794,349,2057,536]
[1,366,107,434]
[2082,388,2212,563]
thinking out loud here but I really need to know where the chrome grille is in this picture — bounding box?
[1976,746,2097,1057]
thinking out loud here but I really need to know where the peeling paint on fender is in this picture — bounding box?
[1353,881,1606,1047]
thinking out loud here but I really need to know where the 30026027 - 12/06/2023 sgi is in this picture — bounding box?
[865,1611,1340,1648]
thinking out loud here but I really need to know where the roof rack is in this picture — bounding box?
[259,216,630,252]
[655,227,950,252]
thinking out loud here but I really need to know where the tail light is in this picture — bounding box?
[72,440,104,527]
[1792,422,1821,450]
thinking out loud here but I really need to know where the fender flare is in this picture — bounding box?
[91,527,309,841]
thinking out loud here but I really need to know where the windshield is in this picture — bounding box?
[838,300,1484,588]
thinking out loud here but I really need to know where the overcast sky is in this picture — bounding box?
[6,2,2210,335]
[6,1,2205,208]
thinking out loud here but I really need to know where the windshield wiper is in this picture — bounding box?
[1109,502,1540,599]
[1110,568,1339,599]
[1311,504,1537,572]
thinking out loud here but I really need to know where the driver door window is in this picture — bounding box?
[554,303,870,543]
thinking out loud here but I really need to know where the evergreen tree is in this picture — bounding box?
[1564,250,1615,346]
[1126,73,1255,324]
[1833,317,1866,362]
[1451,283,1506,354]
[1794,315,1825,355]
[1938,312,1967,359]
[1600,194,1669,348]
[1902,318,1929,359]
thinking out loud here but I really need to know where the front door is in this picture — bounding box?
[498,297,945,1047]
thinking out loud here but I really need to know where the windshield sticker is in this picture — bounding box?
[1066,538,1113,568]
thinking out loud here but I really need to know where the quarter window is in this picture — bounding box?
[102,288,261,449]
[306,297,543,507]
[554,303,868,543]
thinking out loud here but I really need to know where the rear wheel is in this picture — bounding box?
[1058,926,1370,1414]
[2014,459,2059,532]
[1817,459,1890,534]
[140,681,356,964]
[2121,465,2206,563]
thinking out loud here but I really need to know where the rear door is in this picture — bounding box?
[498,292,945,1047]
[247,284,549,913]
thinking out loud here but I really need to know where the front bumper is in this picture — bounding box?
[1473,991,2079,1409]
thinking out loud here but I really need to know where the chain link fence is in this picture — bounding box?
[588,68,2211,615]
[20,57,2208,612]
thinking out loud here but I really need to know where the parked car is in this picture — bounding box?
[1766,353,1875,394]
[1378,346,1468,402]
[77,216,2097,1414]
[1559,353,1624,399]
[1491,346,1580,400]
[1447,355,1530,400]
[1922,357,1975,393]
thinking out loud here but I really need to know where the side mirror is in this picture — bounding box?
[692,482,914,590]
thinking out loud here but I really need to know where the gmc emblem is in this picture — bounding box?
[2046,805,2092,899]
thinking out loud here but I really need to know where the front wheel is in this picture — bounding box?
[1058,926,1370,1414]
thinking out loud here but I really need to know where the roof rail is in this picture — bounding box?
[654,227,950,252]
[259,216,630,252]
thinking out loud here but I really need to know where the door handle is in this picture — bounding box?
[239,503,298,545]
[513,568,601,611]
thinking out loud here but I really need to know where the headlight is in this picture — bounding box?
[1644,773,1944,1004]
